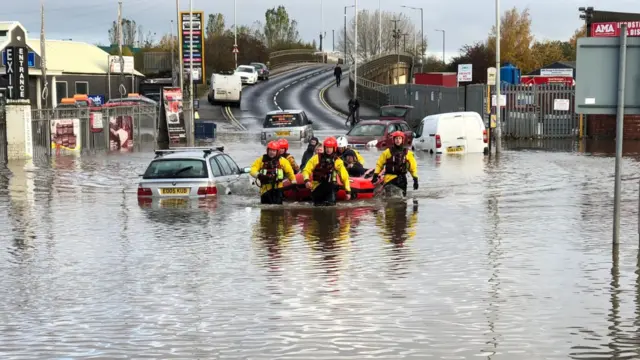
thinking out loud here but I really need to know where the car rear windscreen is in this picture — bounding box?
[237,67,254,73]
[347,124,386,136]
[143,159,208,179]
[264,113,302,128]
[380,107,408,117]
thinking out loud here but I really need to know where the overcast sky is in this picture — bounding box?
[5,0,640,61]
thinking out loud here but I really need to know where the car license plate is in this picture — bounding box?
[216,90,226,94]
[447,146,464,152]
[160,198,189,207]
[275,131,291,136]
[160,188,189,195]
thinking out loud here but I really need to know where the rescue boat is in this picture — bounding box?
[282,168,385,201]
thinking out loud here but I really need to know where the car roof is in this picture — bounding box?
[238,65,254,69]
[265,109,304,115]
[152,151,224,160]
[357,119,406,125]
[381,105,414,109]
[250,62,265,66]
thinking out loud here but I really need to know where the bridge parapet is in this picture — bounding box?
[348,52,414,107]
[268,49,329,68]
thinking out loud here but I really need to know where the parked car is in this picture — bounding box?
[260,109,314,145]
[137,147,251,207]
[343,119,414,149]
[250,62,270,80]
[235,65,259,85]
[207,72,242,107]
[413,111,488,155]
[105,93,157,107]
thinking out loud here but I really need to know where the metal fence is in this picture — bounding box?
[500,84,578,139]
[388,84,486,129]
[268,49,326,68]
[30,105,158,157]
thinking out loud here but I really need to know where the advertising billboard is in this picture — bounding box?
[591,21,640,37]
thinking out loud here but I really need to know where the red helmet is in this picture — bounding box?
[323,137,338,149]
[267,140,279,151]
[277,138,289,151]
[391,131,405,140]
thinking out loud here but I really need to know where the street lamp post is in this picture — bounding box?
[495,0,502,152]
[234,0,237,68]
[344,5,355,62]
[378,0,382,54]
[401,5,424,72]
[435,29,445,64]
[354,0,358,99]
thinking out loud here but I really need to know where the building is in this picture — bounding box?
[527,61,576,78]
[0,21,144,108]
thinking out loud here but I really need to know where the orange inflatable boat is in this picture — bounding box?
[282,168,384,201]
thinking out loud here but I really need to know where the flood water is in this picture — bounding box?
[2,139,640,359]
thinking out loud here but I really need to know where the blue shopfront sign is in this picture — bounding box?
[2,50,36,67]
[88,94,105,106]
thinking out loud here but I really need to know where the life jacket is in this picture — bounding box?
[260,155,284,181]
[312,154,337,183]
[385,148,408,175]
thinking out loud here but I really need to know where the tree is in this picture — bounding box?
[566,25,586,61]
[423,55,447,72]
[447,42,495,84]
[254,6,301,50]
[335,10,427,63]
[108,18,138,46]
[487,7,535,73]
[206,13,226,38]
[531,40,567,69]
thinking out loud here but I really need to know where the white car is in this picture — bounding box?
[235,65,259,85]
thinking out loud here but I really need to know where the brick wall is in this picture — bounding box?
[587,114,640,139]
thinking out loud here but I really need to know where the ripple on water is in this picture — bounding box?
[2,144,640,359]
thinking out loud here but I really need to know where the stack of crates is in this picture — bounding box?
[195,121,217,141]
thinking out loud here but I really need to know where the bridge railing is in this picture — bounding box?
[348,52,414,107]
[268,49,328,68]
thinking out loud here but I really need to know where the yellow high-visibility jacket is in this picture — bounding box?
[374,148,418,184]
[302,154,351,192]
[249,155,296,195]
[376,206,418,243]
[282,153,300,173]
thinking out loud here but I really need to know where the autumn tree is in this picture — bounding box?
[487,7,535,72]
[422,55,447,72]
[531,40,567,69]
[566,25,586,61]
[254,6,301,50]
[447,42,495,84]
[336,10,426,63]
[108,18,138,46]
[206,13,226,38]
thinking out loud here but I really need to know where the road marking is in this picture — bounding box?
[318,79,348,117]
[221,105,247,131]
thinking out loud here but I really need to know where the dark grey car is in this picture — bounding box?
[250,62,270,80]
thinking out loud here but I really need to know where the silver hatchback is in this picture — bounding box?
[260,109,314,145]
[137,147,250,206]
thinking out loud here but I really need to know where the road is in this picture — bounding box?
[198,64,360,133]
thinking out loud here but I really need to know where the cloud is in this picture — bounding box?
[6,0,640,58]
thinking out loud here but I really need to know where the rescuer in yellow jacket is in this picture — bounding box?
[336,136,365,165]
[277,138,300,173]
[249,140,296,204]
[302,137,351,206]
[372,131,419,197]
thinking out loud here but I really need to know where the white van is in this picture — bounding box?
[207,73,242,107]
[413,111,488,155]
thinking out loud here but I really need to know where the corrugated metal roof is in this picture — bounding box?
[25,38,144,76]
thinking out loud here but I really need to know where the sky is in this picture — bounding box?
[5,0,640,62]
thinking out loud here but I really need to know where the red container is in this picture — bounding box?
[414,72,458,87]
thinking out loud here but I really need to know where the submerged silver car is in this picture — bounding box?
[137,147,250,206]
[260,109,314,145]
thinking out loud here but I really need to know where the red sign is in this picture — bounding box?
[521,76,574,86]
[591,22,640,37]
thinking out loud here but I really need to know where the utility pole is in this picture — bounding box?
[188,0,194,146]
[354,0,358,99]
[40,0,48,108]
[234,0,237,68]
[494,0,502,152]
[332,29,335,51]
[320,0,324,52]
[402,33,408,52]
[176,0,183,94]
[171,20,176,86]
[117,1,124,98]
[378,0,382,54]
[390,19,401,53]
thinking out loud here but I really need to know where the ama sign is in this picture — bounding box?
[591,22,640,37]
[4,46,30,100]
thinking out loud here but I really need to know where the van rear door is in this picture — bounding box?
[463,113,485,153]
[438,114,466,153]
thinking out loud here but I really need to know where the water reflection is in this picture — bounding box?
[375,203,417,280]
[252,208,297,273]
[484,192,503,359]
[7,162,37,259]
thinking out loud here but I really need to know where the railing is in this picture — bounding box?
[268,49,327,68]
[348,51,414,107]
[30,105,158,158]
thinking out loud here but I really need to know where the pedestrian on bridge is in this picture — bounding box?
[334,64,343,87]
